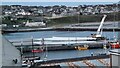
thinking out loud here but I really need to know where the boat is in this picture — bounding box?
[31,49,43,53]
[22,58,43,68]
[75,45,88,50]
[22,63,30,68]
[91,52,107,56]
[22,56,41,61]
[77,47,88,50]
[34,15,107,47]
[22,56,42,67]
[110,41,120,48]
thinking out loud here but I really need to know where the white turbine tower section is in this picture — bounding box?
[34,15,107,45]
[96,15,107,37]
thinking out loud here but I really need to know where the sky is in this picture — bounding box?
[1,0,120,2]
[1,2,118,6]
[1,0,119,6]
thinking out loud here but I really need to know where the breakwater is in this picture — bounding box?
[30,55,110,68]
[2,27,120,33]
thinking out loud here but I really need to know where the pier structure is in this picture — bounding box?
[30,55,110,68]
[2,21,120,33]
[2,27,120,33]
[66,62,80,68]
[109,49,120,68]
[97,59,110,67]
[82,59,96,68]
[8,38,110,53]
[1,36,22,68]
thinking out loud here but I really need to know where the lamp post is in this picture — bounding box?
[31,36,34,64]
[20,40,23,65]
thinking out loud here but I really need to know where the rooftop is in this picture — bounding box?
[109,49,120,56]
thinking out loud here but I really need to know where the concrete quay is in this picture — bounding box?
[2,27,120,33]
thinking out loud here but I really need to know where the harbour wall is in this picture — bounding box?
[2,27,120,33]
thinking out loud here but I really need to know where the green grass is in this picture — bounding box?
[2,12,120,27]
[47,12,120,27]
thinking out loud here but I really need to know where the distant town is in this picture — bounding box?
[1,2,120,68]
[1,2,120,28]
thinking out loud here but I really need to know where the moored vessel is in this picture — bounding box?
[110,41,120,48]
[31,49,43,53]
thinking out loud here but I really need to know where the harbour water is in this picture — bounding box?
[24,49,110,60]
[4,31,118,40]
[3,31,119,61]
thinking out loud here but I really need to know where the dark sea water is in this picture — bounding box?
[3,31,119,60]
[3,31,119,40]
[23,49,110,60]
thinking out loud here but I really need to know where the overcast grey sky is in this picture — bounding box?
[1,0,120,2]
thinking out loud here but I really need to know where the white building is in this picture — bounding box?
[0,35,22,68]
[16,11,31,16]
[109,49,120,68]
[25,21,46,27]
[4,11,12,15]
[52,13,62,17]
